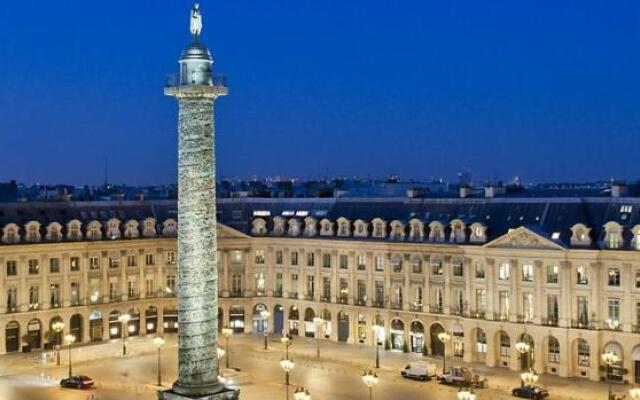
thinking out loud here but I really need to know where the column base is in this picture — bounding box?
[158,387,239,400]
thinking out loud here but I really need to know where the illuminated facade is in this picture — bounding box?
[1,196,640,383]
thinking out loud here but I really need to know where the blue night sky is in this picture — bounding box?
[0,1,638,185]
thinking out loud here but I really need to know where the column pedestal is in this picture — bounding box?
[158,387,239,400]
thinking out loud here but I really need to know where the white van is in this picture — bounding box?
[400,362,437,381]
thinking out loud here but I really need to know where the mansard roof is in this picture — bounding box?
[2,196,640,249]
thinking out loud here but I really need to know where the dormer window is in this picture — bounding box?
[570,223,591,247]
[603,221,623,249]
[632,226,640,250]
[390,221,405,240]
[320,219,334,236]
[353,220,368,238]
[3,224,20,244]
[163,219,177,237]
[124,220,140,239]
[408,219,424,241]
[371,218,386,238]
[106,219,121,240]
[336,218,350,237]
[273,217,286,235]
[449,220,466,243]
[469,222,487,243]
[428,221,445,243]
[87,221,102,241]
[288,219,301,236]
[67,220,82,241]
[24,222,41,243]
[303,217,317,237]
[142,218,157,237]
[46,223,62,242]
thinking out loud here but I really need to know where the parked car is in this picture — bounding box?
[60,375,94,390]
[511,385,549,399]
[438,367,487,388]
[401,362,437,381]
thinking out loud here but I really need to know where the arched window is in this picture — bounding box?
[577,339,590,367]
[548,336,560,363]
[499,331,510,357]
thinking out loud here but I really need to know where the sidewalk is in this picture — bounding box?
[247,334,631,400]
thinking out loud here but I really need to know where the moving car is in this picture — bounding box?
[438,367,487,388]
[60,375,94,390]
[511,385,549,399]
[401,362,437,381]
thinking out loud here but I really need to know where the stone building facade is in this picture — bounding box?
[1,197,640,384]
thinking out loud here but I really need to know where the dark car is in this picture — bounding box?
[60,375,94,389]
[511,385,549,400]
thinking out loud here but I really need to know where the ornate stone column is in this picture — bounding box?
[160,2,237,399]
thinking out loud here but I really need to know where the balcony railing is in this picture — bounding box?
[164,73,227,88]
[288,292,299,299]
[571,320,596,330]
[390,302,403,310]
[541,317,559,327]
[373,300,384,308]
[602,321,623,331]
[468,310,486,320]
[409,304,423,312]
[320,296,331,303]
[338,297,349,305]
[356,299,367,306]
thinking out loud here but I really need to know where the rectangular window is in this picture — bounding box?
[49,284,60,308]
[322,277,331,300]
[546,265,559,284]
[255,273,265,295]
[322,254,331,268]
[109,281,119,301]
[145,253,155,266]
[146,279,155,297]
[28,259,40,275]
[636,271,640,289]
[475,262,485,279]
[339,255,348,270]
[165,251,176,265]
[166,275,176,294]
[306,252,315,267]
[70,257,80,272]
[374,256,384,272]
[29,285,39,308]
[357,255,366,271]
[306,275,315,298]
[255,250,265,264]
[109,256,120,269]
[374,281,384,305]
[6,260,17,276]
[275,251,283,265]
[547,295,559,325]
[498,263,510,281]
[357,280,367,303]
[412,259,422,274]
[339,278,349,303]
[89,257,99,271]
[431,260,443,276]
[521,264,533,282]
[500,333,511,357]
[608,298,620,325]
[232,273,243,295]
[577,266,588,285]
[452,261,463,277]
[127,254,137,267]
[499,291,510,320]
[290,251,298,266]
[577,296,589,327]
[231,250,242,264]
[290,274,298,295]
[7,288,17,308]
[522,293,534,322]
[475,289,486,315]
[608,268,621,287]
[128,280,137,298]
[275,273,283,295]
[70,282,79,305]
[49,258,60,274]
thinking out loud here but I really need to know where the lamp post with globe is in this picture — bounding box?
[362,370,379,400]
[221,326,233,369]
[51,320,65,366]
[371,324,383,369]
[437,331,451,373]
[64,334,75,378]
[602,351,620,400]
[293,387,311,400]
[313,317,323,358]
[261,310,271,350]
[280,357,295,400]
[118,313,131,355]
[153,336,165,386]
[520,370,539,400]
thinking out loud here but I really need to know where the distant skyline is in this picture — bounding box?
[0,1,638,185]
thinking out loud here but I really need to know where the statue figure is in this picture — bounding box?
[190,2,203,37]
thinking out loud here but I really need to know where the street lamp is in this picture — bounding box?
[521,370,539,400]
[51,320,65,366]
[280,356,295,400]
[293,387,311,400]
[371,324,383,369]
[64,334,75,378]
[118,313,131,355]
[261,310,271,350]
[221,326,233,369]
[153,336,165,386]
[313,317,323,358]
[437,331,451,373]
[362,369,379,400]
[457,388,477,400]
[281,334,293,359]
[602,351,620,400]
